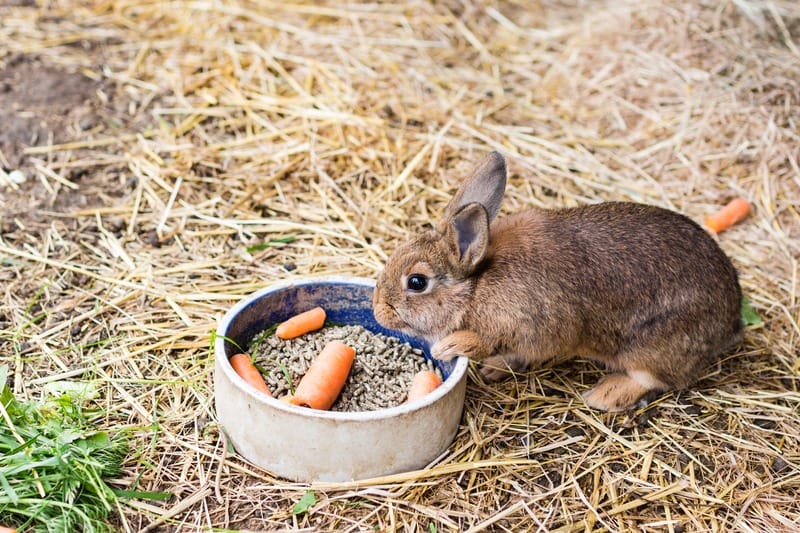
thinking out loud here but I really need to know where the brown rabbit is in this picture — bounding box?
[373,151,743,411]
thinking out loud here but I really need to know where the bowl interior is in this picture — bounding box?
[219,277,459,380]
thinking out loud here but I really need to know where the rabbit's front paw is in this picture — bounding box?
[431,330,488,362]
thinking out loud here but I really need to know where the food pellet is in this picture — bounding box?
[248,324,441,412]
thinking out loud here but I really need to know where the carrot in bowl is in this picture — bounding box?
[406,370,443,402]
[290,340,355,410]
[230,353,273,396]
[705,197,750,234]
[276,306,327,339]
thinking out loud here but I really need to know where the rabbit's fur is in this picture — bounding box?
[373,151,743,411]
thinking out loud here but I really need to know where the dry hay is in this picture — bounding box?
[1,0,798,531]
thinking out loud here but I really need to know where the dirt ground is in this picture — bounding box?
[2,1,799,532]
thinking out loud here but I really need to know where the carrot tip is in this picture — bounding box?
[288,396,311,408]
[705,197,750,234]
[406,370,443,402]
[276,306,327,339]
[229,353,273,397]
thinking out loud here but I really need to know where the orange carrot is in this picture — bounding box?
[290,340,355,409]
[276,306,327,339]
[406,370,443,402]
[230,353,273,396]
[705,197,750,233]
[0,527,17,533]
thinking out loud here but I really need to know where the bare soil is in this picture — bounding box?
[0,54,105,169]
[0,54,130,216]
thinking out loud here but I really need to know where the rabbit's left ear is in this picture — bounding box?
[442,151,507,223]
[444,203,490,271]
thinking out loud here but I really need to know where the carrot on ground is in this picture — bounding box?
[290,340,355,410]
[230,353,273,396]
[276,306,326,339]
[705,197,750,233]
[406,370,443,402]
[0,527,17,533]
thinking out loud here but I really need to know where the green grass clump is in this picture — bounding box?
[0,366,127,532]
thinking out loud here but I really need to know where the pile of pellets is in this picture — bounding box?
[249,324,441,412]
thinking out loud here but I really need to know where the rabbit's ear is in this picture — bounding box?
[446,203,490,271]
[443,151,507,222]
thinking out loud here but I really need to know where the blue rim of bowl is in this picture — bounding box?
[215,275,469,421]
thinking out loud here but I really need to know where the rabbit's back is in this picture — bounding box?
[475,202,742,365]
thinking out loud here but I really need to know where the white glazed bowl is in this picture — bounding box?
[214,276,468,482]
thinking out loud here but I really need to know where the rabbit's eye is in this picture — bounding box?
[406,274,428,293]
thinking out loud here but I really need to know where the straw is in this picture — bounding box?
[1,0,798,530]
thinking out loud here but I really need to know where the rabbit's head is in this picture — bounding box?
[373,152,507,343]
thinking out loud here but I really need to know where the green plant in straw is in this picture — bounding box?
[0,366,127,532]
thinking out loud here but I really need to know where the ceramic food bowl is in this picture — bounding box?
[214,276,468,482]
